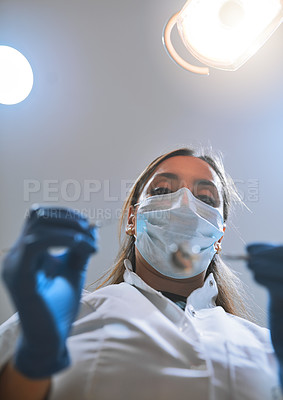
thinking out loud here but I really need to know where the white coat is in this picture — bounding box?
[0,258,282,400]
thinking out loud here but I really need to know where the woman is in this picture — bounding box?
[0,147,282,400]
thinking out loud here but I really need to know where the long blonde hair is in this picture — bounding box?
[91,147,254,321]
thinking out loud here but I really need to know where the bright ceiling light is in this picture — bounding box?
[163,0,283,75]
[0,46,33,105]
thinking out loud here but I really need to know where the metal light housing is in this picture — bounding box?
[163,0,283,75]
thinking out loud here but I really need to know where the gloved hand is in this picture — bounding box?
[246,243,283,389]
[1,205,98,379]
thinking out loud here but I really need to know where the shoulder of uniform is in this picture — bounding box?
[226,312,272,347]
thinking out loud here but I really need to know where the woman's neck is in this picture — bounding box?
[134,249,206,297]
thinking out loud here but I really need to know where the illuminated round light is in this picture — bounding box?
[163,0,283,74]
[0,45,33,105]
[219,1,245,28]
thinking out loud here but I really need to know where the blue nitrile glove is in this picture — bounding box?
[246,243,283,389]
[1,205,98,379]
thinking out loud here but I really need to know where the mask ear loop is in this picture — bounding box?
[162,11,210,75]
[131,202,140,242]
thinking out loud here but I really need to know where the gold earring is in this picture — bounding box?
[126,226,134,236]
[215,243,222,254]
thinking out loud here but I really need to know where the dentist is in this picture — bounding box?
[0,147,282,400]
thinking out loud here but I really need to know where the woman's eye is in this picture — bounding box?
[197,195,216,207]
[150,187,172,196]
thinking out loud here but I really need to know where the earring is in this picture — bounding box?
[215,243,222,254]
[126,226,134,236]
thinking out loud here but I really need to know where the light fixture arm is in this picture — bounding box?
[162,12,210,75]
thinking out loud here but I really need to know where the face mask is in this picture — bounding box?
[135,187,224,279]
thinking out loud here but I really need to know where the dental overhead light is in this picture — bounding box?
[162,0,283,75]
[0,46,33,105]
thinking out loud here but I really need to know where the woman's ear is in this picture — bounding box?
[125,205,136,236]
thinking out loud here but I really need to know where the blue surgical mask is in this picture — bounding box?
[134,187,224,279]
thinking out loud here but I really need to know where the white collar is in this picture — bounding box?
[123,259,218,311]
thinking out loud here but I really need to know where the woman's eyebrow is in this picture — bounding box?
[195,179,218,190]
[151,175,220,195]
[152,172,179,181]
[195,179,221,198]
[149,174,221,202]
[153,174,218,189]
